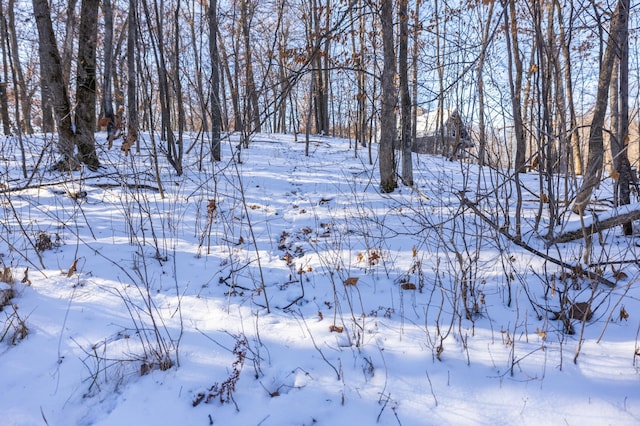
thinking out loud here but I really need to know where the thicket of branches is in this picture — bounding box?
[1,0,639,233]
[1,1,640,401]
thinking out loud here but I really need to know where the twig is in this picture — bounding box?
[298,310,340,380]
[425,369,438,407]
[0,172,121,193]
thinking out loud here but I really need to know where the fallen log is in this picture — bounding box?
[461,195,616,288]
[550,203,640,244]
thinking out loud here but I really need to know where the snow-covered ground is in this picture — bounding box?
[0,133,638,425]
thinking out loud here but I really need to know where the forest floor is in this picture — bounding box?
[0,132,639,425]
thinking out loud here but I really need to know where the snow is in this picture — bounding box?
[0,133,638,425]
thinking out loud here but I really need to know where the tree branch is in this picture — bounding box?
[461,195,616,288]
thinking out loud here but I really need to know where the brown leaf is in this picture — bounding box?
[620,306,629,321]
[67,259,79,278]
[613,269,628,280]
[401,282,417,290]
[21,267,31,285]
[344,277,359,286]
[540,192,549,203]
[329,325,344,333]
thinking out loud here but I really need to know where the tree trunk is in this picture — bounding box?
[186,0,209,167]
[209,0,221,161]
[610,60,620,205]
[74,0,100,171]
[7,0,32,134]
[172,0,185,175]
[476,0,495,168]
[126,0,138,152]
[379,0,397,193]
[61,0,78,89]
[32,0,78,170]
[0,5,11,136]
[241,0,260,133]
[411,0,420,153]
[358,0,367,148]
[615,0,632,235]
[217,26,240,131]
[556,0,582,176]
[39,63,54,133]
[398,0,412,186]
[102,0,116,147]
[574,0,624,215]
[0,82,9,135]
[505,0,525,238]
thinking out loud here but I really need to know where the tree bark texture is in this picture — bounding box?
[32,0,77,169]
[379,0,397,193]
[574,0,624,215]
[209,0,221,161]
[399,0,413,186]
[7,0,32,134]
[126,0,138,152]
[74,0,100,170]
[102,0,116,146]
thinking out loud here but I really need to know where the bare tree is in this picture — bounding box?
[126,0,138,152]
[240,0,261,134]
[613,0,632,235]
[102,0,117,147]
[61,0,78,88]
[32,0,78,170]
[0,4,12,136]
[310,0,330,135]
[556,0,582,176]
[398,0,412,186]
[574,0,625,215]
[7,0,32,134]
[74,0,100,171]
[475,0,496,168]
[504,0,525,238]
[379,0,397,193]
[210,0,222,161]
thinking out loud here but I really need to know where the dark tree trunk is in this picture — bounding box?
[172,0,185,174]
[0,5,11,136]
[398,0,412,186]
[74,0,100,171]
[379,0,397,193]
[102,0,116,147]
[32,0,78,170]
[39,67,54,132]
[126,0,138,152]
[209,0,221,161]
[616,0,632,235]
[241,0,261,133]
[0,82,10,135]
[505,0,525,238]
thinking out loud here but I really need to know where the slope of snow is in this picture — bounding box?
[0,133,638,425]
